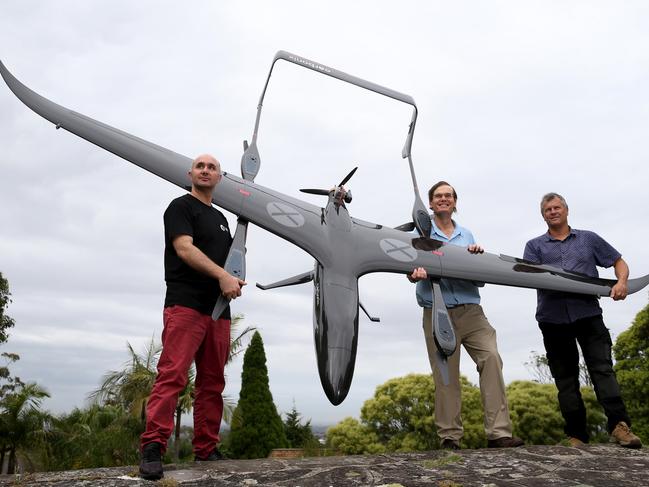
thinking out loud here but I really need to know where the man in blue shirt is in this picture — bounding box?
[524,192,641,448]
[410,181,523,449]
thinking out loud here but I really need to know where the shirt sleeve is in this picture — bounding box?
[589,232,621,268]
[164,199,194,240]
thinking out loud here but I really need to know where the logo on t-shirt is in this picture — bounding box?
[220,224,228,232]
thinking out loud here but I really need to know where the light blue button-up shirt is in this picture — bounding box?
[415,218,482,308]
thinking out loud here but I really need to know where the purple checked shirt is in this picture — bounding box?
[523,228,621,324]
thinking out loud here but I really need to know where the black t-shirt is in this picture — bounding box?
[163,194,232,317]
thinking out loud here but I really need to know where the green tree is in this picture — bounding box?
[0,382,50,474]
[326,373,487,453]
[223,315,256,423]
[283,404,317,449]
[42,404,142,470]
[0,272,16,345]
[507,381,564,445]
[507,380,607,445]
[1,352,24,399]
[360,373,486,451]
[0,272,50,473]
[89,338,160,423]
[614,302,649,442]
[227,331,287,458]
[326,417,384,454]
[360,373,436,451]
[0,272,20,402]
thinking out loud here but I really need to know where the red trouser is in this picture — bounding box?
[141,305,230,458]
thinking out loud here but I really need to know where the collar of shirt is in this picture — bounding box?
[430,218,464,242]
[544,226,576,242]
[416,217,480,308]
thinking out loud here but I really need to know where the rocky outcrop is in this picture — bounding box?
[1,444,647,486]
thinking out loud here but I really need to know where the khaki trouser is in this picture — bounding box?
[423,304,512,441]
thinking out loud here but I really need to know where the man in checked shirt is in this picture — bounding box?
[524,192,641,448]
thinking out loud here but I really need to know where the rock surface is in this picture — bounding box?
[2,444,648,486]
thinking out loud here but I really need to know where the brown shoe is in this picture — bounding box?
[487,436,524,448]
[610,421,642,449]
[440,438,460,450]
[567,437,586,447]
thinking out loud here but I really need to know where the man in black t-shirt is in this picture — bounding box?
[140,154,245,480]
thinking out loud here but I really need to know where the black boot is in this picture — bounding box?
[139,442,164,480]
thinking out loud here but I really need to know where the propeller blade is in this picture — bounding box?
[394,221,416,232]
[420,280,456,386]
[411,237,445,251]
[216,134,260,320]
[412,197,432,237]
[338,166,358,187]
[211,219,248,320]
[431,281,457,357]
[211,293,230,321]
[299,188,331,196]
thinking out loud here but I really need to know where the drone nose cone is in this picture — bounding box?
[320,347,356,405]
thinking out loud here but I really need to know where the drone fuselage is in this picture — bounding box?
[213,177,363,404]
[312,195,360,405]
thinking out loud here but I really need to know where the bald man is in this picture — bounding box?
[140,154,245,480]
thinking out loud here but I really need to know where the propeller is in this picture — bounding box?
[421,280,457,386]
[211,139,258,320]
[300,166,357,204]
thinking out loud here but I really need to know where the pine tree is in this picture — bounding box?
[283,404,317,448]
[228,331,287,458]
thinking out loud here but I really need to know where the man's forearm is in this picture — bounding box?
[614,258,629,283]
[177,244,228,281]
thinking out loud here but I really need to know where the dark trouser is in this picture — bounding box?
[539,314,630,443]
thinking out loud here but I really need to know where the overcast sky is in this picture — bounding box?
[1,1,648,426]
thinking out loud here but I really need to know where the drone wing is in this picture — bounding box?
[0,60,330,259]
[353,221,649,297]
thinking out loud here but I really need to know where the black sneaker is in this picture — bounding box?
[139,442,163,480]
[195,448,224,461]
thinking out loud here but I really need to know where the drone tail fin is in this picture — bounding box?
[256,271,314,290]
